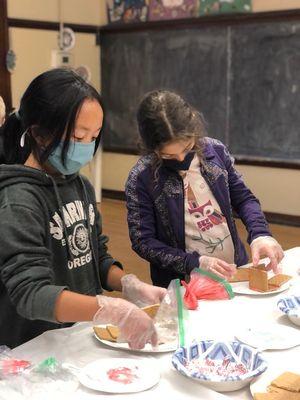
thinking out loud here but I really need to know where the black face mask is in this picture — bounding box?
[162,151,194,171]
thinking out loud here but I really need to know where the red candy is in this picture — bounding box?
[107,366,138,384]
[1,359,31,375]
[186,357,248,378]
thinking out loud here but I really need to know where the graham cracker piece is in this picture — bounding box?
[93,326,116,342]
[253,394,280,400]
[94,304,160,344]
[229,268,250,282]
[106,325,120,340]
[249,267,268,292]
[142,304,160,319]
[271,372,300,392]
[268,274,291,288]
[268,386,300,399]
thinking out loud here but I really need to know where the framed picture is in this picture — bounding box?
[148,0,199,21]
[199,0,251,15]
[106,0,149,23]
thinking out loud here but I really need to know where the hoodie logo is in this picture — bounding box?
[49,201,95,269]
[68,223,90,256]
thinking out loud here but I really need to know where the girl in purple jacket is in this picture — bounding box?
[125,90,284,288]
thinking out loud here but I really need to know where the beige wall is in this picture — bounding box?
[236,165,300,216]
[8,0,103,107]
[9,28,100,107]
[7,0,105,25]
[252,0,300,12]
[102,153,300,216]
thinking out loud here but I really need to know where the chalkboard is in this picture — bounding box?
[230,22,300,161]
[100,16,300,164]
[101,27,228,151]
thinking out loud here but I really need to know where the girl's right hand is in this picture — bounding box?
[94,295,157,350]
[199,255,236,280]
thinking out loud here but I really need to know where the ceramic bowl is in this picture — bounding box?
[172,340,267,392]
[277,295,300,326]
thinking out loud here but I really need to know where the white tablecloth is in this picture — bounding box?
[11,247,300,400]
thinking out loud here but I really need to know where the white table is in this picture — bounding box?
[11,247,300,400]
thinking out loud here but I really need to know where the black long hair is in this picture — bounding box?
[0,68,104,165]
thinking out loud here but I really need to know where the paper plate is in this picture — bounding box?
[231,280,290,296]
[235,323,300,351]
[78,358,160,393]
[250,361,299,398]
[94,325,177,353]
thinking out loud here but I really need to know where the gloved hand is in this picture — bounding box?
[94,295,157,350]
[121,274,167,307]
[250,236,284,273]
[199,255,236,280]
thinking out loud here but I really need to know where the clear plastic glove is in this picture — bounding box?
[94,295,157,350]
[250,236,284,273]
[199,256,236,280]
[121,274,167,308]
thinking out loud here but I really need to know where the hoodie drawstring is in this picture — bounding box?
[79,175,102,292]
[48,175,74,262]
[48,174,102,293]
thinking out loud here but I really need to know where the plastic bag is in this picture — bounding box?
[0,354,78,400]
[25,357,78,399]
[182,268,234,310]
[154,279,188,346]
[0,346,32,400]
[0,345,31,377]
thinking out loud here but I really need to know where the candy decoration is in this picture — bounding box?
[1,359,31,375]
[107,366,139,385]
[186,357,248,378]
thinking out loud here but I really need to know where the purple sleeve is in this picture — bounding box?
[220,143,271,243]
[125,172,199,275]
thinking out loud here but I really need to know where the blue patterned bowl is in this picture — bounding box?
[172,340,267,392]
[277,295,300,326]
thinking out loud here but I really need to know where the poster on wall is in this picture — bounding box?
[199,0,251,15]
[106,0,149,23]
[148,0,199,21]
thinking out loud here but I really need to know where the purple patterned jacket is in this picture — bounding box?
[125,138,271,288]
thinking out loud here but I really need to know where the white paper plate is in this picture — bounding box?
[94,325,177,353]
[250,361,299,398]
[235,323,300,351]
[231,280,290,296]
[78,358,160,393]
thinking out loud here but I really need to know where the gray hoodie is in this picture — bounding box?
[0,164,121,348]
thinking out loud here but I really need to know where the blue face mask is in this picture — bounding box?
[48,140,95,175]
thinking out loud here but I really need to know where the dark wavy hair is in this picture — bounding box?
[0,68,104,165]
[137,90,207,178]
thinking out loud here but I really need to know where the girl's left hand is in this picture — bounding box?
[121,274,167,307]
[250,236,284,273]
